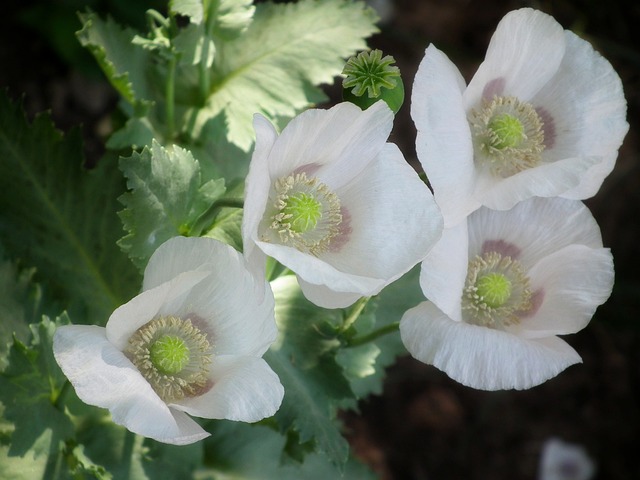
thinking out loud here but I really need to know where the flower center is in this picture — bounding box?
[475,272,512,309]
[125,316,212,403]
[269,172,342,255]
[281,192,322,234]
[462,251,532,329]
[469,96,545,177]
[149,335,190,375]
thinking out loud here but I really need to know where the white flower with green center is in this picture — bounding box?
[400,197,614,390]
[411,7,628,227]
[242,101,443,308]
[53,237,283,445]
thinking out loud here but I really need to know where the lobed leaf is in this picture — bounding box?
[0,93,140,324]
[0,315,73,458]
[77,11,154,106]
[265,276,353,467]
[187,0,379,151]
[201,420,375,479]
[118,140,226,270]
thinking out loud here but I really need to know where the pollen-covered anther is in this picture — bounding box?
[469,95,545,177]
[125,316,212,403]
[269,172,342,255]
[462,251,532,329]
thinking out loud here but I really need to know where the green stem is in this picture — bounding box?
[121,429,136,477]
[198,7,217,104]
[265,257,291,281]
[166,54,177,140]
[345,321,400,347]
[341,296,370,332]
[191,197,244,235]
[52,380,71,410]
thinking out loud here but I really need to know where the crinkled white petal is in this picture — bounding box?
[538,438,596,480]
[150,237,277,355]
[106,270,212,351]
[419,220,469,322]
[533,31,628,161]
[53,325,209,445]
[532,30,628,198]
[170,355,283,422]
[467,198,603,269]
[320,143,442,284]
[173,265,277,358]
[266,101,393,191]
[242,114,279,285]
[257,240,385,298]
[400,302,582,390]
[297,278,364,309]
[134,237,277,357]
[464,8,565,106]
[143,237,244,291]
[474,155,601,212]
[411,44,478,227]
[514,245,614,338]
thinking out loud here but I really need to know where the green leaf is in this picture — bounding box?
[200,420,375,480]
[0,444,48,480]
[78,425,202,480]
[63,441,112,480]
[0,93,140,324]
[188,0,379,151]
[265,276,353,467]
[77,11,153,106]
[0,254,41,369]
[338,266,422,402]
[0,315,73,457]
[171,0,254,39]
[202,178,245,252]
[118,140,226,270]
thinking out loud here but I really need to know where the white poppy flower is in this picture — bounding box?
[538,438,595,480]
[53,237,283,445]
[400,198,613,390]
[242,101,443,309]
[411,8,628,227]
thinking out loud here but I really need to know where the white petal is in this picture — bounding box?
[171,355,284,422]
[474,155,601,212]
[53,325,209,445]
[168,246,277,357]
[242,114,279,286]
[419,221,469,322]
[465,8,565,106]
[411,44,478,227]
[257,240,385,296]
[515,245,614,338]
[467,198,603,269]
[266,102,393,190]
[400,302,582,390]
[143,237,239,291]
[532,31,628,198]
[106,270,211,351]
[297,278,364,309]
[320,143,443,284]
[539,438,596,480]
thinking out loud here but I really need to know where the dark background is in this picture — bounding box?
[2,1,638,479]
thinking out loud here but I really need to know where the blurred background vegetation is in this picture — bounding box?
[1,0,638,478]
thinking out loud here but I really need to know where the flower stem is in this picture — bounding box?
[165,53,177,140]
[190,197,244,235]
[341,296,370,332]
[198,8,217,103]
[345,321,400,347]
[52,379,71,410]
[265,257,291,281]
